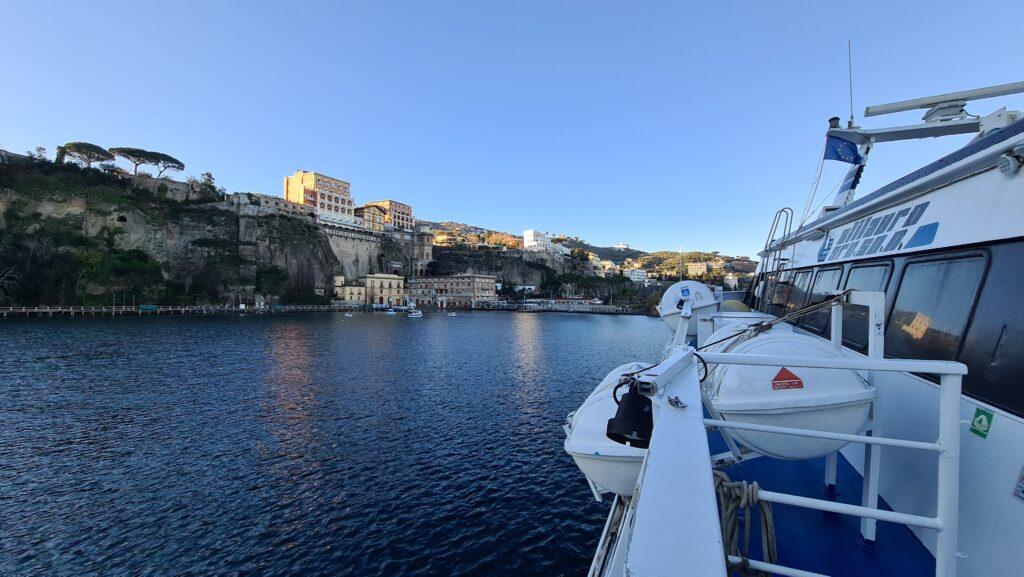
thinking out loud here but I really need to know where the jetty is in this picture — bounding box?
[0,304,362,318]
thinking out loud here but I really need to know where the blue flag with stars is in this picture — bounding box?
[824,135,863,164]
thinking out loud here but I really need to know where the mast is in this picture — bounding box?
[847,41,855,128]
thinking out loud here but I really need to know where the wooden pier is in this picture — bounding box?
[0,304,363,318]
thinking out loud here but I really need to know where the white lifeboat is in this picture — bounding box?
[702,324,875,460]
[564,362,651,497]
[656,281,719,339]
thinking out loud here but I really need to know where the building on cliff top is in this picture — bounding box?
[284,170,355,227]
[354,204,386,233]
[364,200,415,232]
[227,192,315,223]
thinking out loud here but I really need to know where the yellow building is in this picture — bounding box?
[365,200,415,231]
[284,170,356,226]
[354,204,386,233]
[333,276,366,304]
[360,273,405,306]
[407,274,497,308]
[339,286,365,303]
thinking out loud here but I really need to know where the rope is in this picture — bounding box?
[800,140,828,226]
[700,289,853,352]
[714,470,777,576]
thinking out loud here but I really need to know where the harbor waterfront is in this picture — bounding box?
[0,311,665,576]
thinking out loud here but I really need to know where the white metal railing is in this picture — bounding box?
[696,290,966,577]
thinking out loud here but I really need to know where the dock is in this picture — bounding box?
[0,304,363,318]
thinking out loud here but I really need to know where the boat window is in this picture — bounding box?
[786,270,812,314]
[886,257,985,362]
[799,267,843,332]
[768,270,792,316]
[841,264,892,350]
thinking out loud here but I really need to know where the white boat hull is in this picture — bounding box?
[567,452,643,497]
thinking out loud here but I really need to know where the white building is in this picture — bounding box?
[625,268,649,284]
[614,242,630,250]
[523,230,552,251]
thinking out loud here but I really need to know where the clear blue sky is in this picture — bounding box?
[2,1,1020,256]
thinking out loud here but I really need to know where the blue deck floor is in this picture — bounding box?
[707,432,935,577]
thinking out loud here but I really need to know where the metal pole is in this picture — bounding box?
[935,373,962,577]
[703,418,940,451]
[830,300,843,350]
[861,290,885,541]
[727,556,828,577]
[847,40,855,128]
[758,489,942,529]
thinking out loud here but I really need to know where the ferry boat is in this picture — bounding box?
[407,309,423,318]
[564,81,1024,577]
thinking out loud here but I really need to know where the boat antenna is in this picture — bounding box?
[847,41,855,128]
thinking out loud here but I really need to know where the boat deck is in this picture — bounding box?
[707,431,934,577]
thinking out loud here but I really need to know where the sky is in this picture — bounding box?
[2,1,1021,257]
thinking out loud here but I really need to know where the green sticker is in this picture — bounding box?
[970,407,994,439]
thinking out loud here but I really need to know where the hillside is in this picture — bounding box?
[559,238,646,262]
[0,160,338,306]
[420,220,649,261]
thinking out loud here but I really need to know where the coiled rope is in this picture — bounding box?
[713,470,777,576]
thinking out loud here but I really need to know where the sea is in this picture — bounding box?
[1,311,667,576]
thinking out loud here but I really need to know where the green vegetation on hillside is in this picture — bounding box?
[0,162,234,305]
[0,200,165,305]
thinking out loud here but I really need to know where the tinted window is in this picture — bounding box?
[786,270,812,314]
[800,268,842,332]
[886,257,985,361]
[767,271,790,316]
[841,264,891,349]
[757,273,778,313]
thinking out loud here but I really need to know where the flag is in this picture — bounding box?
[824,135,863,164]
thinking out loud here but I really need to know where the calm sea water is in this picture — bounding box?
[0,311,667,577]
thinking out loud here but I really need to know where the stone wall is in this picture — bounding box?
[133,175,196,202]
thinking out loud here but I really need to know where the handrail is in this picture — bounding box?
[697,351,968,375]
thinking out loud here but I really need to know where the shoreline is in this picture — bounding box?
[0,304,648,319]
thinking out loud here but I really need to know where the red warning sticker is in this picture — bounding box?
[771,367,804,390]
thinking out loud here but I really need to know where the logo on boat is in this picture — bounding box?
[771,367,804,390]
[817,201,939,262]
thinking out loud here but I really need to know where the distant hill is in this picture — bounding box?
[559,238,646,262]
[418,220,504,237]
[417,220,757,270]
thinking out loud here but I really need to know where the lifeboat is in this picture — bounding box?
[655,281,720,340]
[701,323,876,459]
[564,362,651,497]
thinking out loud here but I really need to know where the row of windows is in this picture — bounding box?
[319,194,350,205]
[765,255,985,361]
[752,242,1024,417]
[318,202,354,215]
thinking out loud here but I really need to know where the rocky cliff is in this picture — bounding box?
[0,161,339,305]
[426,248,590,286]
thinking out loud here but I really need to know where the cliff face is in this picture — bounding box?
[0,162,338,306]
[427,248,589,286]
